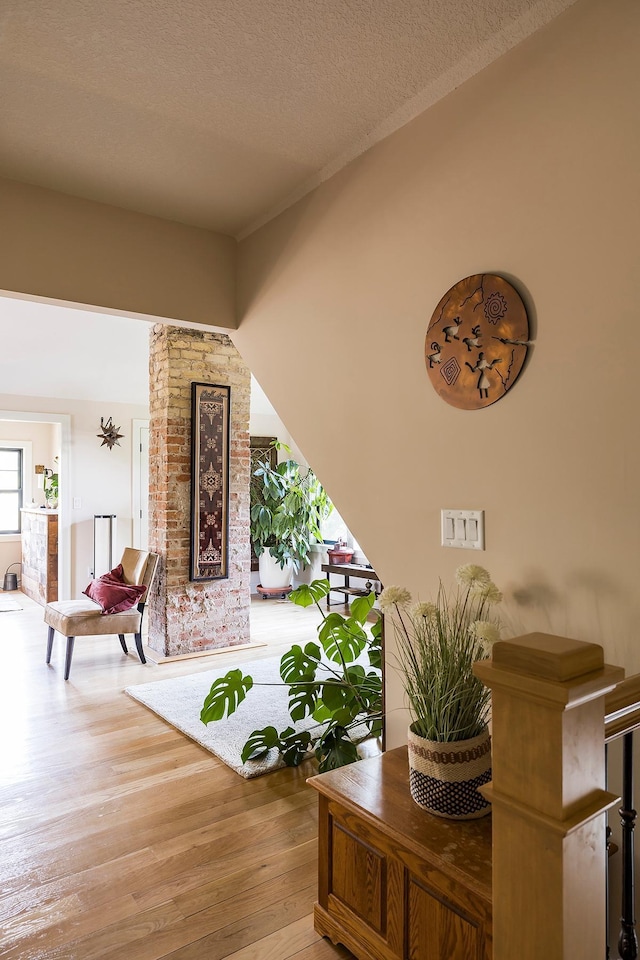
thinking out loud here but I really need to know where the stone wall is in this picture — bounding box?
[147,324,251,656]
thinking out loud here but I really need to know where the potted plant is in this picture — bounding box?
[200,578,383,772]
[250,442,333,590]
[45,464,59,509]
[379,564,501,820]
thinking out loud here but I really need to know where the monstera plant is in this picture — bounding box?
[200,579,383,772]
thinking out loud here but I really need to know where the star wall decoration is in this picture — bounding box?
[97,417,124,449]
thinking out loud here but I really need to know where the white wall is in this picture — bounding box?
[0,394,149,597]
[0,419,57,581]
[249,375,306,466]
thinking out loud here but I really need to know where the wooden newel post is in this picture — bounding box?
[474,633,624,960]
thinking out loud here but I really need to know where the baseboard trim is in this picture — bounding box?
[143,640,268,664]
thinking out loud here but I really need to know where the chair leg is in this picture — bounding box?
[134,633,146,664]
[46,626,55,664]
[118,634,128,654]
[64,637,75,680]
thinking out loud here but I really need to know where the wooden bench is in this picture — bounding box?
[308,746,492,960]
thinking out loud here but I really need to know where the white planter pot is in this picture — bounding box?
[258,552,293,590]
[294,543,326,586]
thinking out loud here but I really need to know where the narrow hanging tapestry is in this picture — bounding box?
[190,382,231,581]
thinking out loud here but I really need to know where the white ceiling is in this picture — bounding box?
[0,0,576,404]
[0,296,151,406]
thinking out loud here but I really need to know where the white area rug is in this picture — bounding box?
[126,656,328,779]
[0,598,22,612]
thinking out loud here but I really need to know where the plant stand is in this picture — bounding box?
[256,584,293,600]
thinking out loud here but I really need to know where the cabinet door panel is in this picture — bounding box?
[408,876,486,960]
[331,823,385,933]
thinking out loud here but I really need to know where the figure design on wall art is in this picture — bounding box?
[424,274,531,410]
[442,316,463,342]
[466,352,502,399]
[463,325,482,352]
[427,341,443,367]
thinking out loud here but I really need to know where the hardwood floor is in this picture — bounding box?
[0,592,353,959]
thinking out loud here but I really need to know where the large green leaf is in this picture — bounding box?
[315,726,359,773]
[312,701,333,723]
[319,615,367,663]
[350,591,376,624]
[368,618,383,670]
[345,664,366,686]
[357,671,383,712]
[321,679,360,723]
[280,643,321,684]
[332,706,360,726]
[289,580,331,608]
[241,725,280,761]
[368,646,382,671]
[288,678,320,721]
[200,670,253,724]
[367,717,384,739]
[280,729,313,767]
[318,612,348,640]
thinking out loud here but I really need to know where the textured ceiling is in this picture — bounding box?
[0,0,576,238]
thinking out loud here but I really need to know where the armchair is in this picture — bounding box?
[44,548,159,680]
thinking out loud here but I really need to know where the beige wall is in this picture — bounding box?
[234,0,640,747]
[0,178,237,329]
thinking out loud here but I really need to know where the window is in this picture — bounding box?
[322,505,349,545]
[0,448,23,534]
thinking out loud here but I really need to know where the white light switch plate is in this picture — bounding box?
[441,509,485,550]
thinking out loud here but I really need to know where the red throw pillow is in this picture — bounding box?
[83,564,146,615]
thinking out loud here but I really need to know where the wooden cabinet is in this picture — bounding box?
[308,747,492,960]
[21,508,58,605]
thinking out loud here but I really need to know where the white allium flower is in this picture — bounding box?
[471,580,503,605]
[412,601,437,621]
[470,620,501,649]
[378,586,412,611]
[456,564,491,588]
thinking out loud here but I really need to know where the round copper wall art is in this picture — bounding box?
[425,274,530,410]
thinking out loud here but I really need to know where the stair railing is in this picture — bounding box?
[475,632,623,960]
[605,675,640,960]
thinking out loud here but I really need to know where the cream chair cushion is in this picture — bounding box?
[44,598,142,637]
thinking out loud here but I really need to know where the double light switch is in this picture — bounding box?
[441,509,485,550]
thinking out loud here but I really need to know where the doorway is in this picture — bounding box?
[133,419,150,549]
[0,410,71,599]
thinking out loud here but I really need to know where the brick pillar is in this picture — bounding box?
[148,324,251,656]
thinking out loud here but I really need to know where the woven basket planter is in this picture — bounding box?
[407,725,492,820]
